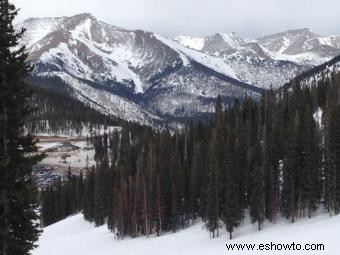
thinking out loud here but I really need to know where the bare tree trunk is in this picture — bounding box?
[143,178,149,237]
[156,173,162,236]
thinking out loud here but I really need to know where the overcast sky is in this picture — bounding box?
[11,0,340,39]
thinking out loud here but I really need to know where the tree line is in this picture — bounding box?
[41,71,340,239]
[27,85,120,135]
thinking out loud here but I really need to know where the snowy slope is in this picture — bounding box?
[285,54,340,89]
[176,28,340,66]
[19,14,340,122]
[18,13,263,121]
[154,34,238,80]
[175,29,340,89]
[33,213,340,255]
[175,36,206,51]
[17,17,65,49]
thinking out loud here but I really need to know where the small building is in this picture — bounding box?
[47,141,80,153]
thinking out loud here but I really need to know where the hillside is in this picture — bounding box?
[176,28,340,89]
[18,13,263,122]
[18,14,340,124]
[33,213,340,255]
[283,54,340,88]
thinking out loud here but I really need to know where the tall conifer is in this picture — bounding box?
[0,1,42,254]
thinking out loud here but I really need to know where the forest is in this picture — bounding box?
[40,71,340,239]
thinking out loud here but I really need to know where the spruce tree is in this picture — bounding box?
[205,96,224,238]
[83,167,96,222]
[0,1,42,254]
[302,104,319,218]
[281,110,299,222]
[248,144,265,230]
[330,106,340,213]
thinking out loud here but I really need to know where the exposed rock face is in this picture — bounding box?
[19,14,340,124]
[18,13,263,124]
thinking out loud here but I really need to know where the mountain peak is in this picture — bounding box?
[207,32,244,49]
[66,13,97,25]
[292,27,320,36]
[73,13,94,19]
[17,14,340,123]
[300,27,315,32]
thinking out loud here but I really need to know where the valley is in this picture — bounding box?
[17,13,340,124]
[1,1,340,254]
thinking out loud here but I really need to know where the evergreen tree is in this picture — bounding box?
[248,142,265,230]
[330,106,340,213]
[205,96,224,238]
[302,104,319,218]
[94,157,109,226]
[83,167,96,222]
[281,109,299,222]
[0,1,42,254]
[39,72,340,239]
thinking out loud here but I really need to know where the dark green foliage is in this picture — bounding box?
[205,96,224,237]
[27,85,119,135]
[328,106,340,213]
[0,1,43,254]
[40,171,84,227]
[83,167,96,222]
[40,70,340,240]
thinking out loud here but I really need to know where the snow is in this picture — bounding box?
[155,34,239,80]
[272,36,290,54]
[33,212,340,255]
[35,71,161,125]
[40,43,94,81]
[175,36,206,51]
[220,33,245,48]
[270,51,331,66]
[19,15,340,121]
[38,141,60,151]
[31,16,146,94]
[32,122,121,138]
[313,107,323,128]
[17,17,64,49]
[175,28,340,82]
[175,33,245,51]
[71,18,145,93]
[300,60,340,88]
[39,140,95,169]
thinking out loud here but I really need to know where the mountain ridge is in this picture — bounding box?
[18,13,263,124]
[17,13,340,125]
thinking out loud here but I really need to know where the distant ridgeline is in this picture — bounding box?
[40,66,340,240]
[283,54,340,90]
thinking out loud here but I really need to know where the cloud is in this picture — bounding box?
[11,0,340,38]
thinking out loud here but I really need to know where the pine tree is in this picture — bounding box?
[39,72,340,239]
[330,106,340,213]
[248,142,265,230]
[281,110,299,222]
[0,1,42,254]
[302,104,319,218]
[83,167,95,222]
[94,159,109,226]
[205,96,224,238]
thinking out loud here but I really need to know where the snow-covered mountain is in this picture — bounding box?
[284,54,340,89]
[18,13,262,124]
[18,14,340,124]
[176,29,340,89]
